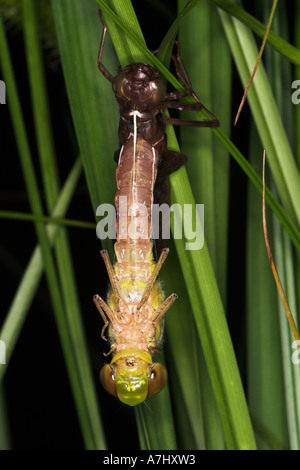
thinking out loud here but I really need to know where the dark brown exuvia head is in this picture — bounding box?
[112,63,166,115]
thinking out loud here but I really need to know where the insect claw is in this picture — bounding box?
[103,345,115,357]
[101,323,108,341]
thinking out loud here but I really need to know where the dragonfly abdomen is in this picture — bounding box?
[115,135,158,248]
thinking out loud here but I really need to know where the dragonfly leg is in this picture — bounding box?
[163,40,219,127]
[100,250,121,309]
[163,98,219,127]
[94,294,114,328]
[103,344,116,357]
[94,296,109,341]
[163,95,219,126]
[152,293,178,324]
[100,322,109,342]
[94,295,117,355]
[171,40,194,92]
[97,10,114,82]
[164,115,219,127]
[136,248,170,311]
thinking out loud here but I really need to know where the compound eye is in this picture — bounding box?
[148,363,168,397]
[100,364,117,397]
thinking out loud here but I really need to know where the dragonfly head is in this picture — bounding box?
[113,63,165,113]
[100,350,167,406]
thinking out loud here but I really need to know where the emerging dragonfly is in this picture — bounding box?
[94,11,219,406]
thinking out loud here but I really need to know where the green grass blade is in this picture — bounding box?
[0,160,82,378]
[295,1,300,168]
[1,11,106,446]
[167,123,256,449]
[0,211,96,230]
[209,0,300,65]
[0,15,72,428]
[273,220,300,449]
[171,0,231,448]
[135,380,177,450]
[218,5,300,229]
[22,0,59,209]
[266,3,300,449]
[51,0,118,236]
[0,11,65,360]
[164,243,207,449]
[0,387,11,450]
[178,0,231,303]
[295,0,300,357]
[97,0,146,65]
[213,129,300,253]
[23,0,105,449]
[246,126,288,450]
[96,0,191,83]
[245,1,299,450]
[156,0,203,66]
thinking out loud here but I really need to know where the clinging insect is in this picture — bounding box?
[93,10,219,406]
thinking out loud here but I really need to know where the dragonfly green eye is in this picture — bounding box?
[148,363,168,397]
[100,364,117,397]
[115,375,149,406]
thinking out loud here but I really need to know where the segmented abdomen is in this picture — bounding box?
[98,133,163,355]
[114,135,159,289]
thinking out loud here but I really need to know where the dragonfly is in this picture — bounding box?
[93,10,219,406]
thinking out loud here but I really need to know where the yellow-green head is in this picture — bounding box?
[100,349,167,406]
